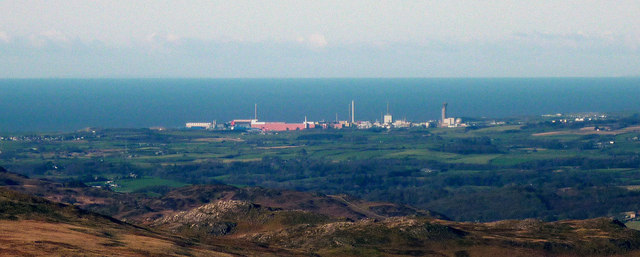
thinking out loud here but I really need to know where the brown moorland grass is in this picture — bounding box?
[0,220,232,257]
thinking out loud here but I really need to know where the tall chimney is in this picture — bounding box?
[351,100,355,123]
[254,103,257,120]
[441,102,447,124]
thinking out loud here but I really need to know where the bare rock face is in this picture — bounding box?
[153,200,256,235]
[157,200,252,224]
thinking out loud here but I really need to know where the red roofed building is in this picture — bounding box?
[251,122,306,131]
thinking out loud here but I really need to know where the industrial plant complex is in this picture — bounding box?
[185,101,466,132]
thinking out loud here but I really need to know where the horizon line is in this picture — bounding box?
[1,76,639,80]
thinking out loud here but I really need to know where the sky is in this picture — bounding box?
[1,0,639,78]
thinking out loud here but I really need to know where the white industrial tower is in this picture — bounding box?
[351,100,355,123]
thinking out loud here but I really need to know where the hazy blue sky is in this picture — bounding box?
[1,1,639,78]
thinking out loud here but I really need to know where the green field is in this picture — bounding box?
[112,177,189,193]
[4,114,640,222]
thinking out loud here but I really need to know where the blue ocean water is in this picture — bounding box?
[0,78,639,132]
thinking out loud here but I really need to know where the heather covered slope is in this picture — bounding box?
[150,184,444,221]
[0,186,300,257]
[149,193,640,256]
[4,186,640,257]
[5,165,640,256]
[245,217,640,257]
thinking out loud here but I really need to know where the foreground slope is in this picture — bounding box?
[0,185,299,256]
[245,217,640,257]
[0,187,225,256]
[4,166,640,256]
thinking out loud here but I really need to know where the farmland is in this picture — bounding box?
[3,114,640,222]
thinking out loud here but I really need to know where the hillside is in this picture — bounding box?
[0,186,300,256]
[4,166,640,256]
[0,166,442,224]
[246,217,640,257]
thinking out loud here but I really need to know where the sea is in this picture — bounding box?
[1,78,639,132]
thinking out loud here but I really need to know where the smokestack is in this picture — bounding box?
[254,103,257,120]
[351,100,355,123]
[441,102,447,123]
